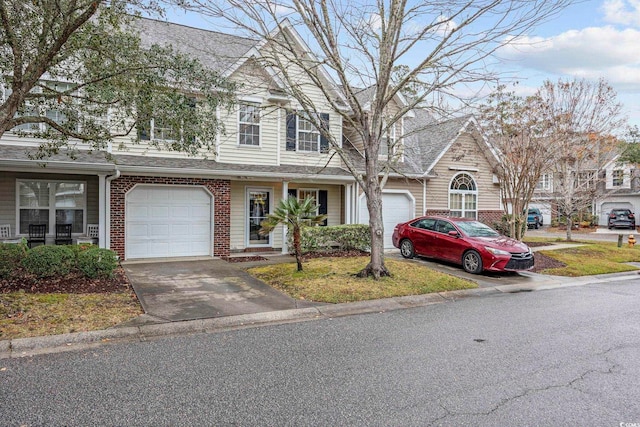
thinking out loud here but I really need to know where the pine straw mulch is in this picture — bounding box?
[0,266,132,294]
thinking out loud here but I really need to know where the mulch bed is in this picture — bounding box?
[0,266,131,294]
[0,248,564,294]
[531,252,566,272]
[224,256,268,263]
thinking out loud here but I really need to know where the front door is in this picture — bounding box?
[247,189,271,247]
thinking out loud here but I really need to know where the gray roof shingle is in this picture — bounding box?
[135,18,259,75]
[112,154,353,179]
[342,110,473,177]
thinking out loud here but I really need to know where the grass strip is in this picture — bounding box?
[248,256,477,303]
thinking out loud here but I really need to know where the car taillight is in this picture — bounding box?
[610,214,616,218]
[630,214,635,219]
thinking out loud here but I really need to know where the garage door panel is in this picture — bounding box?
[170,206,189,218]
[151,206,170,218]
[126,186,212,259]
[360,192,414,249]
[191,205,211,218]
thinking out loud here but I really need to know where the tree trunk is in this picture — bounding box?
[565,217,573,241]
[357,176,390,279]
[292,225,303,272]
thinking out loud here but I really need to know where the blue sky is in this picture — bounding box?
[496,0,640,128]
[165,0,640,129]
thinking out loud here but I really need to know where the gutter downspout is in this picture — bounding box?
[105,168,121,250]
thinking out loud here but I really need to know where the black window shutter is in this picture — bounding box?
[286,111,297,151]
[288,188,297,199]
[319,113,329,153]
[318,190,328,226]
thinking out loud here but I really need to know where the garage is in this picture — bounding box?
[599,202,634,227]
[359,191,415,249]
[126,185,212,259]
[529,202,552,227]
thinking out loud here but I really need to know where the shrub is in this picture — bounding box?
[0,243,28,278]
[494,215,526,238]
[290,224,370,253]
[67,243,96,261]
[21,245,75,278]
[77,247,118,278]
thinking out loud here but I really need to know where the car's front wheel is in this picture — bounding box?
[462,250,483,274]
[400,239,415,259]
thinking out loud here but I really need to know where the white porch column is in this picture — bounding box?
[354,182,361,223]
[281,181,289,254]
[98,174,106,248]
[344,184,353,224]
[423,178,427,215]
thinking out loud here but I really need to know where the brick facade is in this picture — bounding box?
[109,175,231,259]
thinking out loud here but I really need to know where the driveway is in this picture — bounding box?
[123,259,317,322]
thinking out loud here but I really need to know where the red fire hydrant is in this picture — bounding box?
[629,234,636,248]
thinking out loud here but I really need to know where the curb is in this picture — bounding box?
[2,273,639,359]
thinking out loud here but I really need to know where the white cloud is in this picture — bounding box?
[433,15,458,37]
[500,26,640,91]
[602,0,640,26]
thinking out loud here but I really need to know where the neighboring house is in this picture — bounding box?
[528,152,632,227]
[595,157,637,226]
[0,18,502,258]
[344,90,503,247]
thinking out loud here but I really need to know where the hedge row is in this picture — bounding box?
[0,243,118,279]
[289,224,370,254]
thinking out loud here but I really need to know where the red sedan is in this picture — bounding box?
[392,216,534,274]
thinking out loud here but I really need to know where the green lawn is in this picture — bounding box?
[0,291,142,340]
[536,242,640,276]
[248,256,477,303]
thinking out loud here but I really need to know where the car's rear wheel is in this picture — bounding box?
[462,250,483,274]
[400,239,415,259]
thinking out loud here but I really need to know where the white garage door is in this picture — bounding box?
[360,192,415,249]
[126,186,212,259]
[600,202,633,226]
[529,202,552,226]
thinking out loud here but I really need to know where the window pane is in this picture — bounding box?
[19,181,50,207]
[56,209,83,233]
[465,194,477,210]
[450,193,462,210]
[55,182,85,208]
[20,209,49,234]
[298,115,319,151]
[239,123,260,146]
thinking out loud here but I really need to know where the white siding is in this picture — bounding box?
[426,133,501,211]
[229,180,343,251]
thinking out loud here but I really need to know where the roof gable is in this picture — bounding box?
[403,113,498,176]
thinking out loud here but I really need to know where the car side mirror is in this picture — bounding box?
[448,230,460,237]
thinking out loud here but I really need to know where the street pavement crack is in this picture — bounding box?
[427,347,630,425]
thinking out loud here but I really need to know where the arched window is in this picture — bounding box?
[449,173,477,219]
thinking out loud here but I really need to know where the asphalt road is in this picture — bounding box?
[2,279,639,426]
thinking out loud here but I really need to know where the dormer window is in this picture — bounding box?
[612,169,624,187]
[379,122,397,158]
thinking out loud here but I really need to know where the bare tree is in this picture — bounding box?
[479,85,557,240]
[536,78,625,240]
[181,0,573,278]
[0,0,234,158]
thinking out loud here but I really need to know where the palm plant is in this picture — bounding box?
[259,196,327,271]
